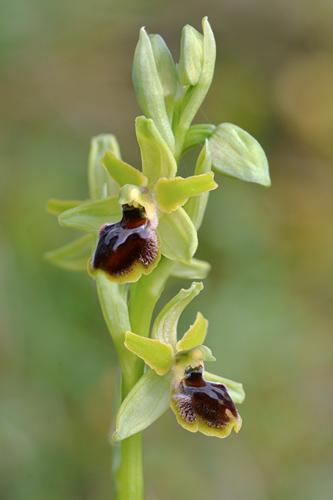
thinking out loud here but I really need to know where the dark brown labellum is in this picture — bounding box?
[89,205,160,281]
[172,365,239,430]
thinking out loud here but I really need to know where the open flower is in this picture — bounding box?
[113,282,244,441]
[88,186,161,283]
[46,117,217,283]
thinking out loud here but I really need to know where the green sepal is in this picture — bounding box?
[209,123,271,186]
[149,34,177,100]
[176,312,208,351]
[132,28,175,151]
[178,25,203,86]
[136,116,177,187]
[204,371,245,404]
[157,207,198,262]
[46,198,86,216]
[101,149,147,187]
[154,172,217,213]
[182,123,216,155]
[88,134,121,201]
[184,140,213,229]
[151,281,203,346]
[170,258,210,279]
[59,196,121,233]
[125,331,174,375]
[44,234,93,272]
[113,369,172,441]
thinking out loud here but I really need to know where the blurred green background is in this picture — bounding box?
[1,0,332,499]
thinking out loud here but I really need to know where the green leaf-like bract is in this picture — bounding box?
[113,369,172,441]
[209,123,271,186]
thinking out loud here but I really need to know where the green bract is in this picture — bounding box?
[209,123,271,186]
[113,282,244,441]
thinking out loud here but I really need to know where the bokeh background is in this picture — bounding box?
[1,0,332,499]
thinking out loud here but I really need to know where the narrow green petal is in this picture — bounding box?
[151,281,203,346]
[46,198,86,216]
[113,369,172,441]
[176,312,208,351]
[209,123,271,186]
[132,28,175,151]
[154,172,217,213]
[157,207,198,262]
[44,234,93,272]
[59,196,121,233]
[125,331,174,375]
[136,116,177,187]
[184,140,213,230]
[88,134,121,200]
[101,149,147,187]
[182,123,216,155]
[204,371,245,404]
[170,258,211,279]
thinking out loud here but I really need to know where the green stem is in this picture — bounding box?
[116,423,144,500]
[96,275,144,499]
[114,257,175,499]
[96,275,142,387]
[129,256,174,338]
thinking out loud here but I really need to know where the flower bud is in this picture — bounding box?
[149,34,177,99]
[178,25,203,86]
[132,28,175,151]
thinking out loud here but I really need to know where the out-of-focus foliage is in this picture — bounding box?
[0,1,332,499]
